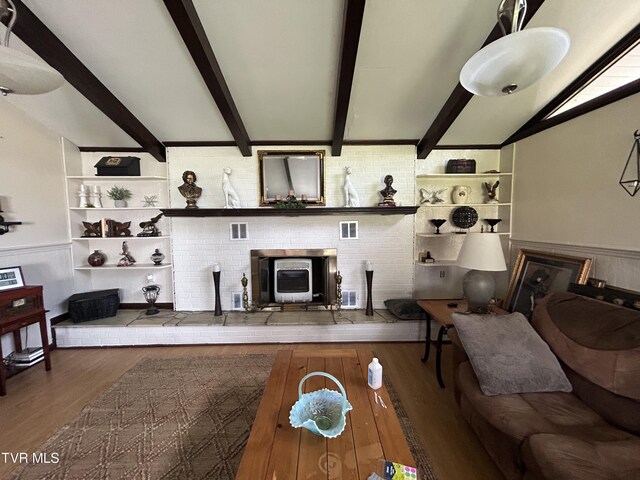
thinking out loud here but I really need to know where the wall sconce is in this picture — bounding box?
[620,130,640,197]
[0,209,22,234]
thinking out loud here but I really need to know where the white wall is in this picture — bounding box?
[511,92,640,291]
[167,145,416,311]
[0,100,74,353]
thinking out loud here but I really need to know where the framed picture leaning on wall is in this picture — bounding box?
[0,266,25,291]
[504,250,592,318]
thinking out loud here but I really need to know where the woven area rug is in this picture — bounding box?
[11,355,436,480]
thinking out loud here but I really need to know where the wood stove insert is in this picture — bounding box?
[250,249,337,309]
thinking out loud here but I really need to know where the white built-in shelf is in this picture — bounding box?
[419,203,511,207]
[416,232,510,238]
[75,263,172,271]
[416,173,512,178]
[415,260,457,267]
[72,236,170,241]
[67,176,167,181]
[69,207,165,211]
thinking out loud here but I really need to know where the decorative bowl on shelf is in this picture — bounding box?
[484,218,502,233]
[429,218,447,234]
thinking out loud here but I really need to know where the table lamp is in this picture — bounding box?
[456,233,506,313]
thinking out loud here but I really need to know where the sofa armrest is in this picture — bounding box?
[448,327,468,405]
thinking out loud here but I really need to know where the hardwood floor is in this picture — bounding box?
[0,343,504,479]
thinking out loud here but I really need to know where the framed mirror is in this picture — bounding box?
[258,150,326,205]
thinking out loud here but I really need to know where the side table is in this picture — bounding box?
[0,285,52,396]
[418,299,507,388]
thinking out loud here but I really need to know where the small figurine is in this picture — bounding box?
[419,187,448,204]
[143,195,158,207]
[484,180,500,204]
[117,241,136,266]
[343,166,360,207]
[378,174,397,207]
[178,170,202,209]
[137,213,163,237]
[222,167,241,208]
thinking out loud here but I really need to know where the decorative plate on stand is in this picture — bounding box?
[452,206,478,231]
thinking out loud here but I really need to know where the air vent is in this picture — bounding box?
[339,221,358,239]
[230,222,248,240]
[231,292,243,310]
[343,290,357,307]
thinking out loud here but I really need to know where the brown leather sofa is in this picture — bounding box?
[450,292,640,480]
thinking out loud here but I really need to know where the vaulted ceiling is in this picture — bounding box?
[2,0,640,162]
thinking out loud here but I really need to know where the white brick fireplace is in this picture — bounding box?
[167,145,417,312]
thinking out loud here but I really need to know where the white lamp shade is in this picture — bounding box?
[457,233,506,271]
[0,45,64,95]
[460,27,570,96]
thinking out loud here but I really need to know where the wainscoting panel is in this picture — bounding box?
[510,238,640,292]
[0,243,74,353]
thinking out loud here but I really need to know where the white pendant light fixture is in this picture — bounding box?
[0,0,64,95]
[460,0,570,96]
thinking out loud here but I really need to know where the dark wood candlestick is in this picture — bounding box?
[213,271,222,316]
[365,270,374,316]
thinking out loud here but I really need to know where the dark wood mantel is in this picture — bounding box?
[161,206,418,217]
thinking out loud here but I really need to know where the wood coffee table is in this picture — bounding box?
[236,349,415,479]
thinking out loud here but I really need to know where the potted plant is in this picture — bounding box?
[106,186,132,207]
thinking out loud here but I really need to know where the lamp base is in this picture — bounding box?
[462,269,496,314]
[466,304,491,314]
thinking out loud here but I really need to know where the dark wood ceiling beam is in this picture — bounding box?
[331,0,366,157]
[163,0,252,157]
[3,0,166,162]
[503,23,640,146]
[416,0,545,159]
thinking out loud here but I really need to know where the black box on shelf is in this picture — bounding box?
[68,289,120,323]
[94,156,141,176]
[445,159,476,174]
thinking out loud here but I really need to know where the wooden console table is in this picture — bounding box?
[0,285,51,396]
[418,299,507,389]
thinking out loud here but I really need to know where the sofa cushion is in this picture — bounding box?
[383,299,427,320]
[564,362,640,436]
[534,293,640,401]
[457,361,627,442]
[452,312,572,395]
[521,433,640,480]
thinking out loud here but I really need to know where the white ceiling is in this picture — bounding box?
[2,0,640,151]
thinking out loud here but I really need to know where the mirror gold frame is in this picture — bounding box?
[258,150,326,206]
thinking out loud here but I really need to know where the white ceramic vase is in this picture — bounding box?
[452,185,471,204]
